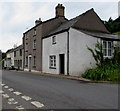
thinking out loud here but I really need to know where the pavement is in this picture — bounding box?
[10,70,119,84]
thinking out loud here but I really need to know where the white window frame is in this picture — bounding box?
[103,40,113,58]
[52,36,56,44]
[49,55,56,68]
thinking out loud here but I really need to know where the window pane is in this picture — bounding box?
[108,42,112,49]
[103,41,107,49]
[108,49,112,56]
[103,49,107,56]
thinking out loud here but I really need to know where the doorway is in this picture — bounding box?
[28,56,32,72]
[59,54,65,74]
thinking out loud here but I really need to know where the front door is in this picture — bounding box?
[28,56,32,72]
[59,54,65,74]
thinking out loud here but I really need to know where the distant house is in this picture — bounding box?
[14,45,23,70]
[23,4,67,72]
[42,8,120,76]
[4,48,14,69]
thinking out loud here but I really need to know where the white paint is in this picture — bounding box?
[8,98,18,105]
[2,94,9,98]
[8,98,15,102]
[69,28,98,76]
[24,68,29,71]
[31,101,44,108]
[4,86,9,89]
[0,90,4,94]
[1,84,5,86]
[42,28,98,76]
[42,32,68,75]
[8,101,18,105]
[21,96,31,101]
[8,88,14,92]
[13,91,22,95]
[16,105,24,110]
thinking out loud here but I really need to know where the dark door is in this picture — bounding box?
[59,54,64,74]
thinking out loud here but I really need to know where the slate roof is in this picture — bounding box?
[80,30,120,41]
[43,8,120,41]
[14,45,23,51]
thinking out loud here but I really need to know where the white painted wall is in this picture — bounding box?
[42,32,68,75]
[6,52,14,67]
[69,28,99,76]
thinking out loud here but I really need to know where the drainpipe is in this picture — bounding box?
[67,30,69,75]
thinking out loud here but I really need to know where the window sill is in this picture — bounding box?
[33,48,36,50]
[52,42,56,45]
[33,34,36,37]
[49,67,56,69]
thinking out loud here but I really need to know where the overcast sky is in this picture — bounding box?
[0,0,120,52]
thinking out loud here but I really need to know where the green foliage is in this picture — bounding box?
[105,17,120,33]
[87,41,103,67]
[82,42,120,82]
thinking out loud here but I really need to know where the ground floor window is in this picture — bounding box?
[49,55,56,68]
[103,40,113,57]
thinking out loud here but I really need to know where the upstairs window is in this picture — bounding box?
[25,43,28,51]
[52,36,56,44]
[14,51,16,57]
[33,29,36,36]
[33,40,36,49]
[20,49,22,56]
[49,55,56,68]
[103,40,112,57]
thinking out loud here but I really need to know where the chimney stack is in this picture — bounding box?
[55,4,65,17]
[35,18,42,25]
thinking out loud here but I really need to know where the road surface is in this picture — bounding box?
[1,70,119,110]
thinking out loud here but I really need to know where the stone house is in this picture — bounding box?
[23,4,67,72]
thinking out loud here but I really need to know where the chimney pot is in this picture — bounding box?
[35,18,42,25]
[55,4,65,17]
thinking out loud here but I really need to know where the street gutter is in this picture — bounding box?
[6,70,119,84]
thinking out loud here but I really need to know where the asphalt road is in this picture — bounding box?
[1,70,119,110]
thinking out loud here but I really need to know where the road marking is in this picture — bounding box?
[2,94,10,99]
[8,98,15,102]
[21,96,32,101]
[31,101,44,108]
[8,88,14,92]
[8,98,18,105]
[1,84,5,86]
[4,86,9,89]
[13,91,22,95]
[16,105,25,110]
[0,90,4,94]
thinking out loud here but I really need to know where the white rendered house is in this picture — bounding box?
[42,9,119,76]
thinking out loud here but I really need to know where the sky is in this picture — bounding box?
[0,0,120,52]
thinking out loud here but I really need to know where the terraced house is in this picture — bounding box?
[23,4,67,72]
[14,45,23,70]
[23,4,120,76]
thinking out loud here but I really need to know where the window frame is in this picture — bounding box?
[33,40,36,49]
[49,55,56,69]
[103,40,113,58]
[33,29,37,36]
[52,36,56,44]
[19,49,22,56]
